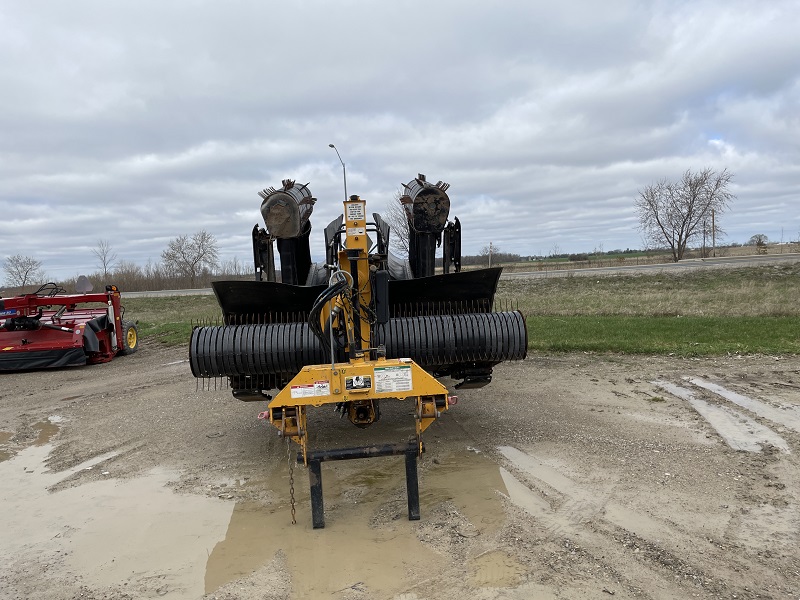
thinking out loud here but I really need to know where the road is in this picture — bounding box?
[2,348,799,599]
[502,252,800,279]
[121,253,800,298]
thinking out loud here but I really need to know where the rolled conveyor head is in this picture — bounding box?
[190,311,528,387]
[258,179,315,239]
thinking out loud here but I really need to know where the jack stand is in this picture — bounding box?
[298,441,424,529]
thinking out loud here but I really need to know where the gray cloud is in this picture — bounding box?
[1,0,799,280]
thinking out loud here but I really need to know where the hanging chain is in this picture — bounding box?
[286,437,296,525]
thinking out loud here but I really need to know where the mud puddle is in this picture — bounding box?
[206,447,513,596]
[32,418,61,445]
[0,415,63,462]
[0,431,12,462]
[468,550,526,588]
[0,443,232,599]
[2,438,517,598]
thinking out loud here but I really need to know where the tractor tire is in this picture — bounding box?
[120,320,139,355]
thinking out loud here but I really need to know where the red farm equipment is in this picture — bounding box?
[0,281,138,371]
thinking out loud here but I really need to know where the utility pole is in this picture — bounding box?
[488,241,493,267]
[711,209,716,258]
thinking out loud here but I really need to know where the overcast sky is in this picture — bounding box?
[1,0,799,281]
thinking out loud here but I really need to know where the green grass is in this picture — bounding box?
[503,264,800,355]
[122,263,800,356]
[121,295,221,346]
[527,315,800,356]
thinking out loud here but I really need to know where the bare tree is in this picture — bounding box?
[480,243,499,267]
[219,256,249,277]
[3,254,45,288]
[91,239,118,278]
[161,230,219,287]
[748,233,769,254]
[636,168,734,262]
[382,189,410,257]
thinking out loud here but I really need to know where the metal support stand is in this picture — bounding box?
[299,441,424,529]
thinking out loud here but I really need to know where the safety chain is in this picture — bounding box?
[286,438,296,525]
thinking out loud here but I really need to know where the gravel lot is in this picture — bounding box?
[1,345,799,599]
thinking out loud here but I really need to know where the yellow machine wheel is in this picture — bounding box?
[120,320,139,355]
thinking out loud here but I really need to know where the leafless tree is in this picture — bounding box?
[3,254,45,288]
[91,239,118,278]
[480,243,500,267]
[748,233,769,254]
[747,233,769,246]
[219,256,249,277]
[636,168,734,262]
[382,189,410,257]
[161,230,219,287]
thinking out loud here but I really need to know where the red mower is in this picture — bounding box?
[0,280,138,371]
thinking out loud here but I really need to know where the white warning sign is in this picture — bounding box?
[290,384,315,399]
[374,365,413,393]
[291,381,330,398]
[346,202,365,222]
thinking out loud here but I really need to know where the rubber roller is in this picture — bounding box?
[190,311,527,379]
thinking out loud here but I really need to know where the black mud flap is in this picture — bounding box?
[212,267,503,320]
[387,268,502,314]
[212,280,326,320]
[0,348,87,371]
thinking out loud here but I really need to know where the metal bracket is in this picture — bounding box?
[298,441,424,529]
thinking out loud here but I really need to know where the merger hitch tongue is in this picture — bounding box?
[299,441,424,529]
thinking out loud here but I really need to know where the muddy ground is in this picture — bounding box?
[1,345,799,600]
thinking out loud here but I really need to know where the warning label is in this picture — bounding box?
[374,365,413,393]
[346,202,365,222]
[290,384,315,399]
[291,380,330,398]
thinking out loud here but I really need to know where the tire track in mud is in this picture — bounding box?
[494,445,758,599]
[654,381,790,453]
[649,376,800,596]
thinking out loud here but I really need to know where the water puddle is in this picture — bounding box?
[2,438,514,598]
[0,416,62,462]
[207,499,440,597]
[0,431,12,462]
[206,447,511,597]
[468,550,525,588]
[32,419,60,445]
[421,448,509,535]
[0,444,232,599]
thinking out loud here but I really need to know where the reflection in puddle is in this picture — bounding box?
[421,449,509,536]
[0,444,232,599]
[32,419,60,445]
[207,499,439,597]
[2,441,515,598]
[0,415,62,461]
[207,448,511,597]
[0,431,12,463]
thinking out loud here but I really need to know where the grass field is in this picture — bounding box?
[496,262,799,355]
[123,262,800,356]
